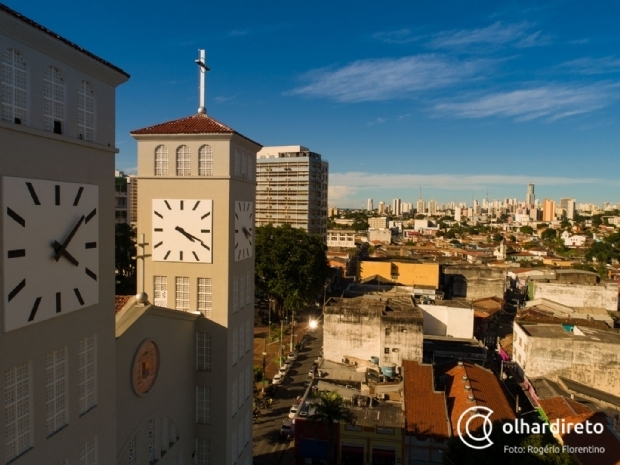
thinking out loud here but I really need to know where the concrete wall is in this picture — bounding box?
[358,261,439,288]
[419,304,474,339]
[532,282,618,311]
[442,265,506,300]
[368,228,392,243]
[521,333,620,397]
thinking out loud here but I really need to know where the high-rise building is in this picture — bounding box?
[379,201,385,214]
[416,199,425,215]
[392,198,401,216]
[367,198,373,211]
[115,170,137,225]
[428,199,437,216]
[560,198,576,220]
[542,199,556,222]
[256,146,328,241]
[526,184,535,206]
[131,87,260,463]
[0,4,129,463]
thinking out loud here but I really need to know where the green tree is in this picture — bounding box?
[308,391,356,464]
[493,233,504,242]
[541,229,556,241]
[253,366,264,384]
[520,225,534,235]
[592,214,603,228]
[255,224,328,317]
[537,223,549,230]
[115,223,136,295]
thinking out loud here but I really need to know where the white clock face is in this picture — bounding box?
[2,176,99,332]
[152,199,213,263]
[234,201,253,261]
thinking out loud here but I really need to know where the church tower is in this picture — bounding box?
[130,51,261,465]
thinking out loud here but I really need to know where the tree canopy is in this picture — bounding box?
[255,224,329,315]
[115,223,136,295]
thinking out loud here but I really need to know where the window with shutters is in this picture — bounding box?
[1,49,28,125]
[233,275,238,313]
[77,80,94,141]
[4,362,32,462]
[240,278,245,309]
[196,386,211,424]
[78,335,96,414]
[79,436,97,465]
[232,328,238,364]
[198,145,213,176]
[238,326,244,361]
[196,438,211,465]
[175,277,190,311]
[45,347,67,436]
[43,66,64,133]
[246,271,252,306]
[176,145,191,176]
[234,149,240,177]
[196,333,212,371]
[197,278,212,318]
[154,276,168,307]
[154,145,169,176]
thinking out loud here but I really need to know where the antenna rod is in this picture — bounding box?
[195,49,209,114]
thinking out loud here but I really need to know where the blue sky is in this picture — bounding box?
[10,0,620,208]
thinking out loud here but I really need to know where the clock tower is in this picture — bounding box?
[131,96,261,464]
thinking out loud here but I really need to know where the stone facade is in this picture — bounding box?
[442,265,507,300]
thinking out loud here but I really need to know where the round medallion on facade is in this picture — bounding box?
[132,339,160,396]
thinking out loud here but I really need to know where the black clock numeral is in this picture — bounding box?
[235,242,239,249]
[179,251,183,261]
[154,241,163,249]
[7,208,25,227]
[73,187,84,206]
[28,297,42,322]
[245,203,248,211]
[56,292,61,313]
[193,201,201,211]
[164,200,171,210]
[235,213,238,219]
[201,229,210,233]
[154,211,163,219]
[154,228,163,232]
[55,185,60,206]
[8,279,25,301]
[85,208,97,224]
[7,249,25,258]
[85,242,97,249]
[249,240,253,246]
[85,268,97,281]
[192,251,199,261]
[201,212,211,220]
[25,182,41,205]
[235,229,238,233]
[74,288,84,306]
[180,200,184,210]
[249,213,253,220]
[163,250,171,260]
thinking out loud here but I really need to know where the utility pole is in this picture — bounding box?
[290,309,295,353]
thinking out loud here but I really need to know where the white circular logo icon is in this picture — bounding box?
[457,406,494,450]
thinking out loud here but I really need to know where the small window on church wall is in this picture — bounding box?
[77,81,94,141]
[199,145,213,176]
[176,145,191,176]
[43,66,64,133]
[154,146,169,176]
[1,49,28,125]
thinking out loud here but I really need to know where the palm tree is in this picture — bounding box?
[308,391,356,464]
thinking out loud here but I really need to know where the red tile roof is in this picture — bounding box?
[403,360,450,440]
[130,113,261,146]
[442,361,515,436]
[115,295,133,314]
[0,3,129,78]
[538,396,592,420]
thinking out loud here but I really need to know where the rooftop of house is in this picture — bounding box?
[115,295,134,315]
[347,402,405,429]
[324,296,423,321]
[402,360,451,440]
[519,323,620,344]
[537,396,593,420]
[471,297,504,318]
[516,308,612,329]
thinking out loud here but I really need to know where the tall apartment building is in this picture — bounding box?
[392,198,401,216]
[378,201,385,214]
[0,4,128,464]
[416,199,425,215]
[256,145,328,240]
[542,199,556,222]
[131,101,260,465]
[428,199,437,216]
[114,170,137,225]
[560,198,576,220]
[367,198,373,211]
[526,183,535,206]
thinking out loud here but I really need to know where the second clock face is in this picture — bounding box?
[152,199,213,263]
[234,201,253,261]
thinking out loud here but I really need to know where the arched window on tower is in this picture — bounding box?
[154,145,169,176]
[176,145,191,176]
[1,49,28,125]
[43,66,65,134]
[198,144,213,176]
[77,80,95,141]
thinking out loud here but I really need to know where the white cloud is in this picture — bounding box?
[287,55,494,103]
[433,84,615,121]
[330,172,613,192]
[371,29,422,44]
[428,21,549,49]
[367,118,386,126]
[328,185,359,202]
[561,57,620,75]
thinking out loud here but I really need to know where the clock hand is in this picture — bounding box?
[242,226,251,240]
[175,226,196,242]
[52,240,79,266]
[54,215,85,261]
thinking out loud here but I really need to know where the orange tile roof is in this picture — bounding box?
[115,295,133,314]
[403,360,450,440]
[130,113,261,146]
[538,397,592,420]
[442,361,515,436]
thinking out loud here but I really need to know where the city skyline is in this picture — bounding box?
[11,0,620,206]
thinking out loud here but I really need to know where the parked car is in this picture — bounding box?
[287,352,297,362]
[280,420,293,437]
[279,365,288,376]
[272,374,284,385]
[288,406,299,419]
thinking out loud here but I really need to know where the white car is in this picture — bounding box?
[288,406,299,419]
[272,374,284,385]
[287,352,297,362]
[279,365,288,376]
